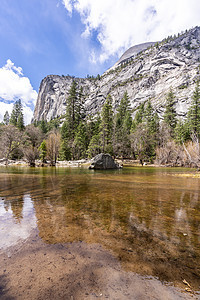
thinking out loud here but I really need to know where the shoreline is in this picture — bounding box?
[0,232,197,300]
[0,158,197,168]
[1,159,200,178]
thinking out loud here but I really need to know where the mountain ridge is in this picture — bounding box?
[33,26,200,122]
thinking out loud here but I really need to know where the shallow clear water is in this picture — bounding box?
[0,166,200,288]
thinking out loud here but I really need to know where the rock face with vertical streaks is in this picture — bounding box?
[33,27,200,122]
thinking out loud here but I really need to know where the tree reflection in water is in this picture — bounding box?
[0,167,200,289]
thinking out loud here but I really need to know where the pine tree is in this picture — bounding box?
[65,80,79,139]
[144,101,159,135]
[48,118,60,131]
[59,139,72,160]
[87,134,101,158]
[10,99,24,130]
[60,81,82,159]
[10,104,18,126]
[3,111,10,125]
[40,119,48,134]
[134,103,145,125]
[73,122,87,159]
[77,86,85,121]
[100,94,114,154]
[39,140,47,163]
[86,114,101,142]
[60,121,69,140]
[17,111,25,131]
[174,120,190,144]
[120,111,132,157]
[130,101,159,162]
[144,101,159,158]
[130,103,145,133]
[115,92,131,125]
[114,91,132,157]
[163,89,177,135]
[86,114,101,158]
[60,121,72,160]
[187,81,200,137]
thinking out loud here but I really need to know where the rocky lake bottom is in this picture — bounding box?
[0,166,200,299]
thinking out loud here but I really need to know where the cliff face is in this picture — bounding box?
[33,27,200,122]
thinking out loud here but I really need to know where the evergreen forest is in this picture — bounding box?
[1,80,200,168]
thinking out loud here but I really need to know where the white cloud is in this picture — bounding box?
[62,0,200,63]
[62,0,73,14]
[0,102,33,126]
[0,59,37,105]
[3,59,23,75]
[0,59,38,124]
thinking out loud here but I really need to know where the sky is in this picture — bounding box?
[0,0,200,124]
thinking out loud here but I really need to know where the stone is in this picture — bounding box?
[33,26,200,123]
[89,153,120,170]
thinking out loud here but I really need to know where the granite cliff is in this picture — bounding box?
[33,26,200,122]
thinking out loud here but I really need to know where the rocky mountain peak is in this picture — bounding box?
[107,41,157,72]
[33,26,200,122]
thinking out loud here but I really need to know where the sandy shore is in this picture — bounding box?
[0,231,197,300]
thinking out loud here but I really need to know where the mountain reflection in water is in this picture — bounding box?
[0,166,199,289]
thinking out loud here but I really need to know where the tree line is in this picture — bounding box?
[0,80,200,167]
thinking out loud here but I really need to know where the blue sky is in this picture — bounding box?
[0,0,111,91]
[0,0,200,123]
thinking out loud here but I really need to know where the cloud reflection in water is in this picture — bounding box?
[0,194,36,250]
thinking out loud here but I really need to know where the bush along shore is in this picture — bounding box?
[1,80,200,168]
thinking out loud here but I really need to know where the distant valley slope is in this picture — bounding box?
[33,27,200,122]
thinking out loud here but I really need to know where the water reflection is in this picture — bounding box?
[0,167,200,288]
[0,194,36,250]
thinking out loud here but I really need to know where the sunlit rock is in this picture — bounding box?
[33,27,200,122]
[89,153,120,170]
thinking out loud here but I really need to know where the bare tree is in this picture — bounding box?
[22,125,42,166]
[25,125,42,148]
[155,122,183,166]
[0,125,22,164]
[130,123,156,165]
[183,135,200,167]
[158,122,172,147]
[155,140,182,166]
[23,146,39,167]
[46,131,61,166]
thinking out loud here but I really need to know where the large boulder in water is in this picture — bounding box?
[89,153,120,170]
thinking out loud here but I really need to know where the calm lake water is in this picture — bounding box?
[0,166,200,290]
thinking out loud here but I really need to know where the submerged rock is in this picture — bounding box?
[89,153,120,170]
